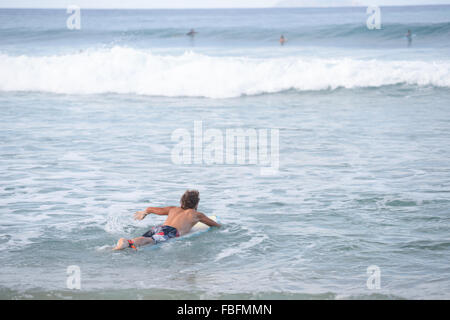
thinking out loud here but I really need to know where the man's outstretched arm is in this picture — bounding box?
[134,206,176,220]
[196,212,221,227]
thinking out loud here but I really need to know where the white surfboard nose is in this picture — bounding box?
[190,215,217,233]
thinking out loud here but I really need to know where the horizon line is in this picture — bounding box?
[1,4,450,10]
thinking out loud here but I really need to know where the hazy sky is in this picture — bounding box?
[0,0,449,8]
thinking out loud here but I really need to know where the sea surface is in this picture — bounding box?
[0,6,449,299]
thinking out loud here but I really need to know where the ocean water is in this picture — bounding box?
[0,6,450,300]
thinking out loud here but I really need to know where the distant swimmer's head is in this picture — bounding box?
[180,189,200,210]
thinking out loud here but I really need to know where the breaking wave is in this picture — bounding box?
[0,46,449,98]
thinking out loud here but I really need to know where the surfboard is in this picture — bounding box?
[190,215,217,233]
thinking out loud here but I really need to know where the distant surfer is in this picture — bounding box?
[187,28,198,37]
[406,29,412,47]
[279,35,286,46]
[113,190,220,250]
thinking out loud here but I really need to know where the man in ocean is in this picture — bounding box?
[187,28,198,37]
[406,29,412,46]
[113,190,220,250]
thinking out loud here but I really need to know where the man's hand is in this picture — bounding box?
[134,206,173,220]
[134,211,147,220]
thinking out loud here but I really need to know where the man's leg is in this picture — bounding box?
[113,236,154,250]
[133,236,155,247]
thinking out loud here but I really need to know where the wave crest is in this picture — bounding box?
[1,47,449,98]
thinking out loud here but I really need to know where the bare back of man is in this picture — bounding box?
[160,207,218,236]
[113,190,220,250]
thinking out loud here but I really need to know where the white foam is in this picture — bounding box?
[95,244,114,251]
[0,229,42,252]
[0,47,449,98]
[214,233,268,262]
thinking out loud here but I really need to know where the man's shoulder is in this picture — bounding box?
[168,207,197,214]
[166,206,182,214]
[181,208,202,217]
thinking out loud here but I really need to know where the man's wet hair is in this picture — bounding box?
[180,190,200,210]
